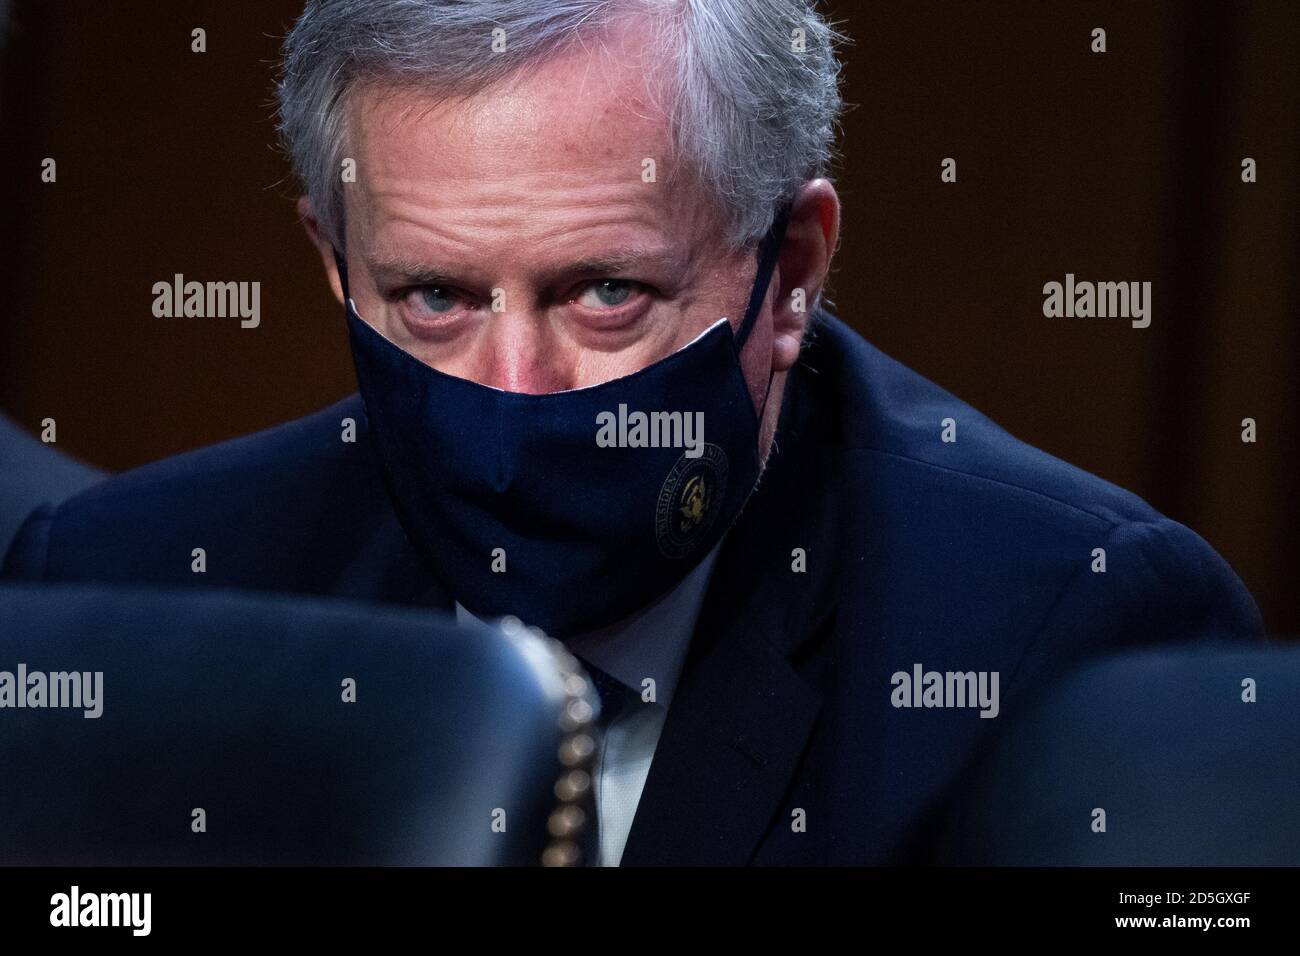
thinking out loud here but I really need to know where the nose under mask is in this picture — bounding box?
[338,204,790,636]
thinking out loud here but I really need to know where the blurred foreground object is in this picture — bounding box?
[0,584,597,865]
[930,643,1300,865]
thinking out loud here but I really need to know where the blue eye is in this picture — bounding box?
[577,279,636,309]
[419,287,458,312]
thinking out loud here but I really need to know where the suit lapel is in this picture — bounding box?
[620,344,841,865]
[616,591,826,865]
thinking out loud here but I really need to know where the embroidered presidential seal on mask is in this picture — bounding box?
[655,443,729,559]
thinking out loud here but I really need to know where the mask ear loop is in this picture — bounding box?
[734,202,793,428]
[734,202,792,354]
[332,246,351,302]
[756,363,778,428]
[330,203,353,300]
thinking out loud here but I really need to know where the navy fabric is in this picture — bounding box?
[925,644,1300,865]
[347,307,762,637]
[0,310,1265,864]
[0,582,568,865]
[577,656,629,727]
[337,208,786,638]
[0,413,102,557]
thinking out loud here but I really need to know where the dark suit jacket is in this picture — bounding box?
[0,413,102,556]
[2,311,1264,864]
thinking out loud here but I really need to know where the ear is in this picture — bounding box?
[769,179,840,372]
[298,196,345,306]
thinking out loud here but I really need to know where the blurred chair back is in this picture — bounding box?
[929,643,1300,865]
[0,583,594,865]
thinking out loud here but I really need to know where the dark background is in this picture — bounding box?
[1,1,1296,631]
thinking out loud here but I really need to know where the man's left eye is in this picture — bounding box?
[574,279,640,309]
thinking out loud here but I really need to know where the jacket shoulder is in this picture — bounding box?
[809,313,1161,528]
[3,395,387,588]
[803,312,1261,645]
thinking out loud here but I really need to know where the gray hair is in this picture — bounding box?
[276,0,846,251]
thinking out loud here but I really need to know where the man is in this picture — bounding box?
[2,0,1262,865]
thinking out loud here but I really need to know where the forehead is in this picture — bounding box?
[344,19,713,245]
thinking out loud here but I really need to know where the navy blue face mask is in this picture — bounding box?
[338,207,789,637]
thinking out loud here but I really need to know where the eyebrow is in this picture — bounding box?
[565,246,683,276]
[365,256,460,289]
[365,245,683,288]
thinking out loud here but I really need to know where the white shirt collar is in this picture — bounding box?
[454,540,724,710]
